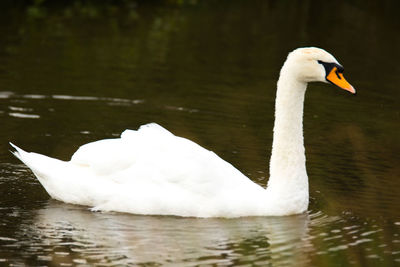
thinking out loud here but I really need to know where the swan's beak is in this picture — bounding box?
[326,67,356,94]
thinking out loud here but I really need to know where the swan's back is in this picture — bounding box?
[14,123,266,217]
[71,123,244,187]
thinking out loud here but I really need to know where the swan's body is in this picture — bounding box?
[11,47,355,218]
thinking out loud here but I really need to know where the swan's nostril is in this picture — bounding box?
[335,70,341,80]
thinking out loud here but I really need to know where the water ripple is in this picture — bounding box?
[0,91,144,105]
[8,112,40,119]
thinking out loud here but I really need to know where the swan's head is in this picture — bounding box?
[283,47,356,94]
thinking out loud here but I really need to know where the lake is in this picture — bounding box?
[0,0,399,266]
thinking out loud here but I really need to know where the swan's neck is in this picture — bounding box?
[266,68,309,212]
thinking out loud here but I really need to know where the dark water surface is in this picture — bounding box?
[1,0,400,266]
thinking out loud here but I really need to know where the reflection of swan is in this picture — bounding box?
[10,47,355,217]
[31,201,311,266]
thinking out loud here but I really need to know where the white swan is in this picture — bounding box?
[10,47,355,218]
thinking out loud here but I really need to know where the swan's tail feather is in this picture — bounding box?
[9,142,75,201]
[9,142,47,170]
[9,142,27,163]
[9,143,95,205]
[9,142,67,182]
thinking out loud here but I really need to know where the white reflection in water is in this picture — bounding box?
[7,106,39,119]
[165,105,199,113]
[8,112,40,119]
[0,92,144,105]
[0,93,144,119]
[8,106,33,112]
[29,201,313,266]
[51,95,144,105]
[0,91,14,99]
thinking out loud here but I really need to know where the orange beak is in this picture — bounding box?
[326,67,356,94]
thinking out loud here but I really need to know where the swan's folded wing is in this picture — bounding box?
[69,123,176,177]
[69,122,259,202]
[70,138,134,175]
[122,123,173,138]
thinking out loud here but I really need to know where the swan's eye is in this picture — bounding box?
[317,60,344,76]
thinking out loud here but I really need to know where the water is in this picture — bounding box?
[1,0,400,266]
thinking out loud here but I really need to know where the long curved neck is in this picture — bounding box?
[266,66,309,213]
